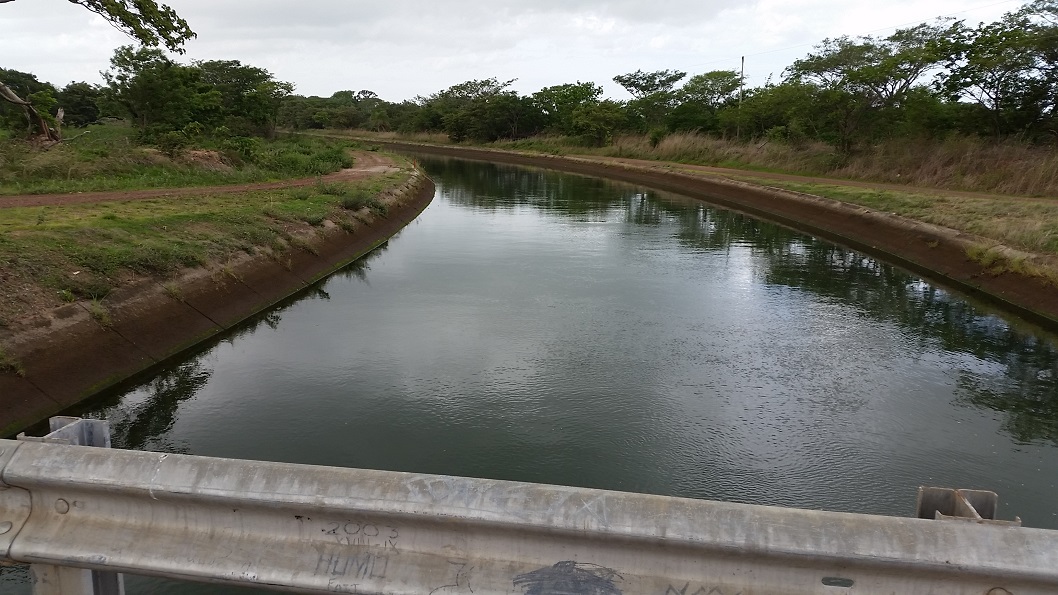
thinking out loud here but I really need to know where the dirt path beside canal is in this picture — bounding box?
[0,152,400,209]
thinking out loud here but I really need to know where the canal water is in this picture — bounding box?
[4,156,1057,593]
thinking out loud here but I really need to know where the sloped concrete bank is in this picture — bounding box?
[384,141,1058,332]
[0,172,435,437]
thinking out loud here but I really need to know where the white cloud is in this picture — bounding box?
[0,0,1022,100]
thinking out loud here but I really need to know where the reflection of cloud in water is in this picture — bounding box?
[417,153,1058,446]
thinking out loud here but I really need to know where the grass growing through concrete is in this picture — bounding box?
[0,168,409,325]
[0,125,357,196]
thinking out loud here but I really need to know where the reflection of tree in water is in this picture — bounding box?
[75,242,396,450]
[419,155,629,216]
[425,156,1058,445]
[669,200,1058,445]
[93,357,213,453]
[332,241,389,285]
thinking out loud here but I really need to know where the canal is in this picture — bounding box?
[4,155,1057,593]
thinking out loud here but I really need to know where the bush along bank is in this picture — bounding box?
[0,162,434,436]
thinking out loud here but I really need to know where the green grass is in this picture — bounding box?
[0,124,356,196]
[739,179,1058,257]
[87,300,112,328]
[0,170,408,325]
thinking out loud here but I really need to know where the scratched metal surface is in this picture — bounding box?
[4,156,1057,594]
[2,438,1057,594]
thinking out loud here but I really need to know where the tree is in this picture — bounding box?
[58,82,102,127]
[679,70,742,107]
[532,81,603,135]
[420,78,541,142]
[613,69,687,130]
[0,68,58,138]
[612,69,687,99]
[102,46,214,135]
[668,70,742,132]
[195,60,293,137]
[938,14,1046,136]
[0,0,194,140]
[787,21,958,109]
[570,100,627,146]
[783,23,958,149]
[0,0,195,52]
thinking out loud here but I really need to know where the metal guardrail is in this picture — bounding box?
[1,419,1057,595]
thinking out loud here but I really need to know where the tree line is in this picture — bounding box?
[3,0,1058,153]
[1,46,291,150]
[279,0,1058,150]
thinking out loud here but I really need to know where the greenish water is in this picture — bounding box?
[4,156,1057,593]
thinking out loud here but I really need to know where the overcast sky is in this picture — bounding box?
[1,0,1022,101]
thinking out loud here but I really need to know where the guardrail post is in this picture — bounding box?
[916,486,1022,526]
[18,418,124,595]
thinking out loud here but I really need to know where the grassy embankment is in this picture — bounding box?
[321,129,1058,283]
[0,123,357,195]
[0,128,406,376]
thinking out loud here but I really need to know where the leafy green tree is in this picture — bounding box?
[420,78,541,142]
[717,81,820,142]
[613,69,687,130]
[668,70,742,132]
[532,81,603,135]
[938,15,1046,136]
[680,70,743,107]
[57,82,102,127]
[612,69,687,98]
[570,100,627,146]
[789,23,954,108]
[785,22,960,148]
[102,46,216,136]
[0,0,193,139]
[195,60,293,137]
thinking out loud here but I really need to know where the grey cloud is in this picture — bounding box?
[179,0,732,32]
[0,0,1015,102]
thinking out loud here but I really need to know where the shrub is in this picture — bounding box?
[156,131,190,157]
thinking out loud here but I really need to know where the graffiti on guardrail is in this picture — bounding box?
[664,583,742,595]
[320,519,399,550]
[313,548,389,583]
[428,560,475,595]
[514,561,623,595]
[402,475,613,528]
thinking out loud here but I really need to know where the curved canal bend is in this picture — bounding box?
[5,155,1058,593]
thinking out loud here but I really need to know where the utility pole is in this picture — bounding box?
[738,56,745,141]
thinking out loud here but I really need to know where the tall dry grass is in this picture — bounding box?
[334,129,1058,197]
[604,132,1058,197]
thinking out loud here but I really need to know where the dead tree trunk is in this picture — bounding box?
[0,80,61,142]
